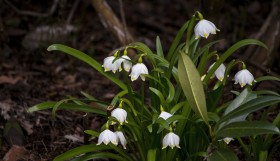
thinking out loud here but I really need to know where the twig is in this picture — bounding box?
[119,0,129,44]
[91,0,133,45]
[67,0,80,24]
[4,0,59,18]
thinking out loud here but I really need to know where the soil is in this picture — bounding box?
[0,0,279,160]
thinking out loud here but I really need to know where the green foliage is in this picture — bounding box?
[28,11,280,161]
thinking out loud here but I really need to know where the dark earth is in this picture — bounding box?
[0,0,279,160]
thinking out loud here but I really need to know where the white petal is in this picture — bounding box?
[111,108,127,124]
[194,19,219,39]
[223,137,234,144]
[121,55,132,72]
[162,132,180,149]
[159,111,172,120]
[208,63,226,81]
[130,63,149,81]
[234,69,254,87]
[103,56,121,73]
[97,129,118,145]
[115,131,127,149]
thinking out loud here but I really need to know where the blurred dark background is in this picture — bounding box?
[0,0,279,160]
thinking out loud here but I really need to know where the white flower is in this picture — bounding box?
[194,19,220,39]
[102,56,120,73]
[162,132,180,149]
[129,63,149,81]
[97,129,118,146]
[234,69,254,87]
[115,131,127,149]
[118,55,132,72]
[111,108,127,125]
[208,63,226,81]
[219,137,234,144]
[159,111,172,120]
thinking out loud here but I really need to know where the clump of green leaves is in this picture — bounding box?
[28,11,280,161]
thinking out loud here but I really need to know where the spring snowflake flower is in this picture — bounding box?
[162,132,180,149]
[208,63,226,81]
[194,19,220,39]
[219,137,234,144]
[111,108,128,125]
[234,69,254,87]
[115,131,127,149]
[117,55,132,72]
[159,111,172,120]
[129,63,149,81]
[97,129,118,146]
[102,56,120,73]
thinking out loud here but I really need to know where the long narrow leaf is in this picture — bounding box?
[27,102,107,116]
[53,144,111,161]
[156,36,164,57]
[204,39,267,83]
[217,96,280,128]
[47,44,127,90]
[208,148,239,161]
[72,152,129,161]
[216,121,280,138]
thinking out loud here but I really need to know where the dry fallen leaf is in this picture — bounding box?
[3,145,30,161]
[0,75,22,84]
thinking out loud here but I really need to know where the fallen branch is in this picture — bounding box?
[91,0,133,46]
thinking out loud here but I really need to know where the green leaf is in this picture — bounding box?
[27,102,107,116]
[207,84,224,112]
[47,44,127,90]
[156,36,164,57]
[208,148,239,161]
[178,52,208,124]
[164,77,175,104]
[255,76,280,82]
[166,21,189,61]
[147,149,157,161]
[149,87,165,104]
[84,130,99,137]
[218,96,280,127]
[193,39,222,63]
[216,121,280,138]
[72,152,129,161]
[53,144,111,161]
[224,88,251,115]
[204,39,267,83]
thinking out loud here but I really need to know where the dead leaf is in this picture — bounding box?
[0,75,22,84]
[64,134,84,143]
[3,145,30,161]
[19,120,34,135]
[0,100,12,120]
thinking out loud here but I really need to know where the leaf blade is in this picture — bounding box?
[216,121,280,138]
[178,52,208,124]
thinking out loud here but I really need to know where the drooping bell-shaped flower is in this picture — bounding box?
[111,108,128,125]
[219,137,234,144]
[97,129,118,146]
[102,56,120,74]
[208,63,226,81]
[194,19,220,39]
[118,55,132,72]
[234,69,254,87]
[162,132,180,149]
[223,137,234,144]
[159,111,172,120]
[129,63,149,81]
[115,131,127,149]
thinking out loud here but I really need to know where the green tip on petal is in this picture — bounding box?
[204,33,208,38]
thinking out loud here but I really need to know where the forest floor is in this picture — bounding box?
[0,0,279,160]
